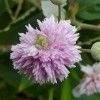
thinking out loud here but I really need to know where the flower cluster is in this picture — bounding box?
[73,63,100,97]
[10,16,81,84]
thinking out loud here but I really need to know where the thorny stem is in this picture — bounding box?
[58,5,61,21]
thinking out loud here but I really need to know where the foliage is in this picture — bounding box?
[0,0,100,100]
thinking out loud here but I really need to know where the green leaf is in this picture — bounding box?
[74,95,100,100]
[0,14,44,45]
[18,76,32,92]
[0,0,15,15]
[77,0,100,20]
[0,84,16,100]
[23,83,53,97]
[0,52,21,88]
[69,69,80,81]
[81,52,93,65]
[0,65,21,88]
[11,0,23,4]
[60,78,73,100]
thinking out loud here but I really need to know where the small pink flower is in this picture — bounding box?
[73,63,100,97]
[10,15,81,84]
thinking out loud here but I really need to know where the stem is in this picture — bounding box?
[31,0,41,10]
[0,7,36,33]
[38,96,43,100]
[58,5,61,21]
[69,0,100,31]
[4,0,14,21]
[48,88,53,100]
[80,49,91,53]
[0,45,11,52]
[14,0,24,19]
[78,37,100,46]
[72,20,100,31]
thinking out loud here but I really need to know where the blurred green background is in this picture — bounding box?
[0,0,100,100]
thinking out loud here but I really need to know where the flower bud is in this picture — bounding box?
[50,0,66,5]
[91,42,100,61]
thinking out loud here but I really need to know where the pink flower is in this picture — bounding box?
[10,15,81,84]
[73,63,100,97]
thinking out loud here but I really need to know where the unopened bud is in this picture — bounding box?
[91,42,100,61]
[50,0,66,5]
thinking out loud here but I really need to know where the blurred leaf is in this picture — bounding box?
[70,68,80,81]
[73,0,79,15]
[18,76,32,92]
[11,0,23,4]
[75,95,100,100]
[41,0,66,20]
[60,78,73,100]
[0,52,21,88]
[23,83,53,97]
[0,64,21,88]
[0,0,15,15]
[0,84,16,100]
[0,81,6,90]
[0,13,11,29]
[38,96,45,100]
[77,0,100,20]
[0,14,44,45]
[81,52,92,65]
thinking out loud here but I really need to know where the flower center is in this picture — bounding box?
[35,35,48,49]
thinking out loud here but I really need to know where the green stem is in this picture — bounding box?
[69,0,100,31]
[80,49,91,53]
[58,5,61,21]
[78,37,100,46]
[72,19,100,31]
[0,7,36,33]
[48,88,53,100]
[14,0,24,19]
[4,0,14,21]
[31,0,41,10]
